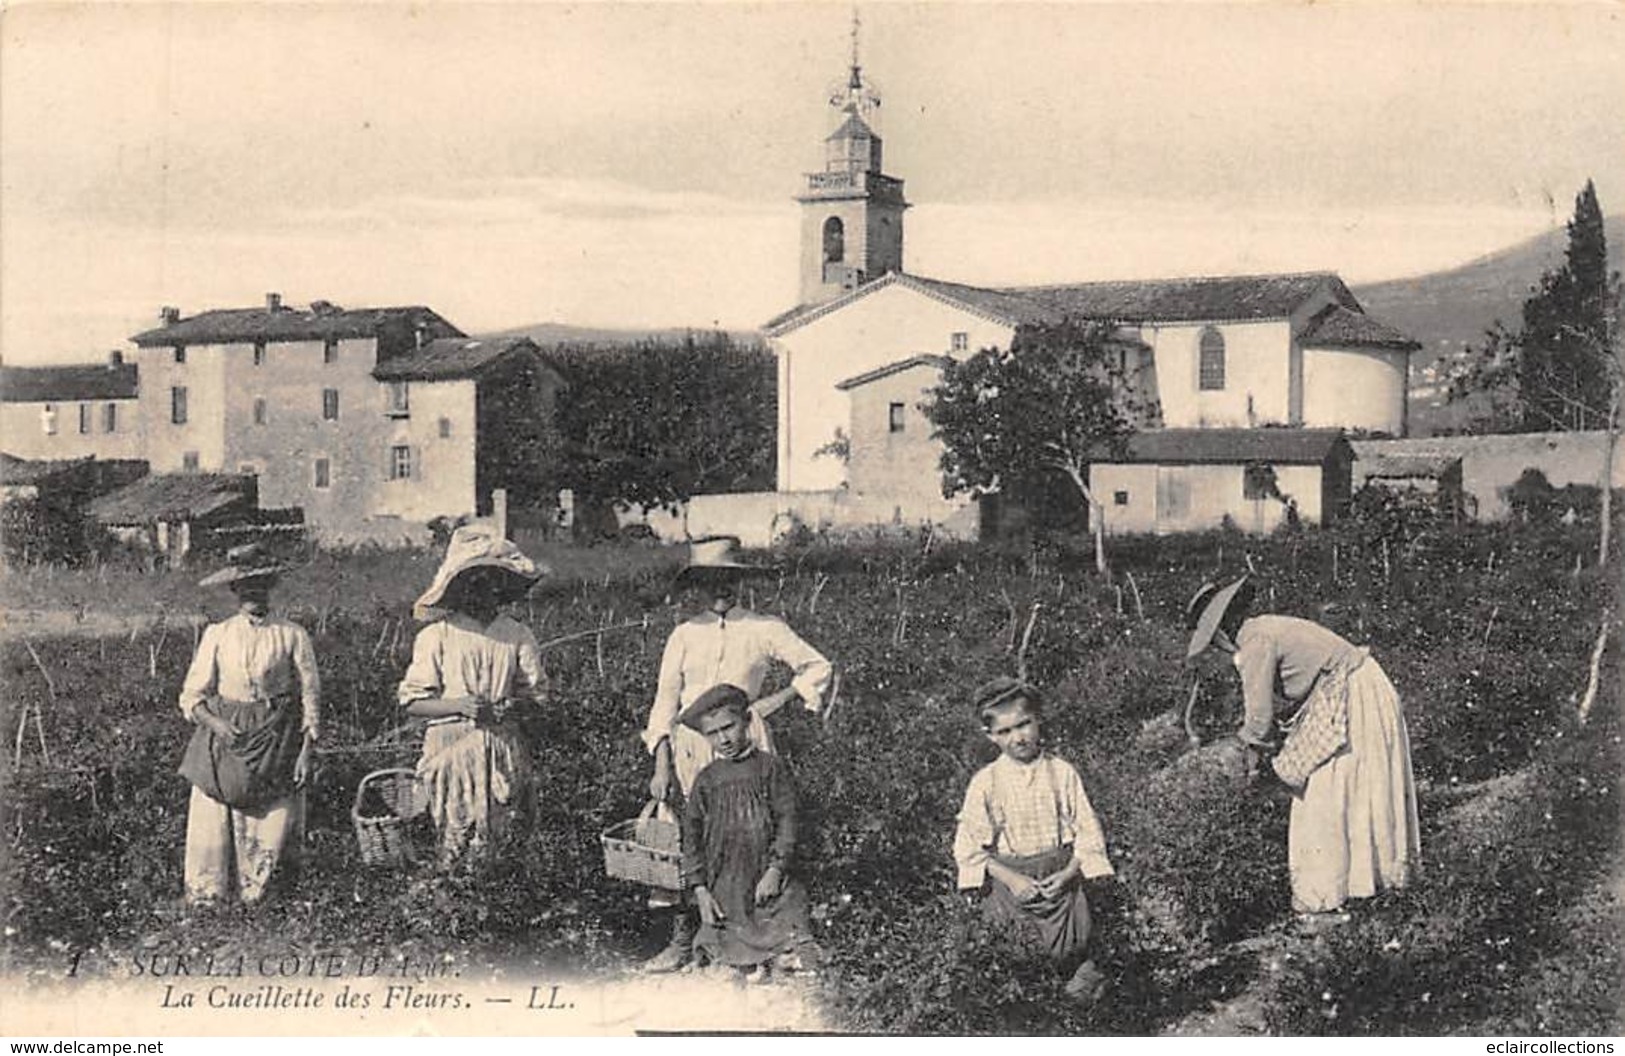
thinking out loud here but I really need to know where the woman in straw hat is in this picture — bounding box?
[398,522,547,864]
[177,544,320,905]
[1186,576,1419,924]
[639,535,832,973]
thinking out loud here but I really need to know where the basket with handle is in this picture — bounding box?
[600,799,682,889]
[352,767,428,867]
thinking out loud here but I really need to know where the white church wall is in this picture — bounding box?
[1142,319,1295,429]
[773,284,1014,492]
[1301,345,1410,435]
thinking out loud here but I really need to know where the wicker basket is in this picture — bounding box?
[352,767,427,867]
[601,800,681,889]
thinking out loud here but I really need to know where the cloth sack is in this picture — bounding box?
[1271,648,1368,789]
[178,695,302,810]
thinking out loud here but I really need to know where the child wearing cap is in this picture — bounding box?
[953,676,1113,1001]
[678,683,824,979]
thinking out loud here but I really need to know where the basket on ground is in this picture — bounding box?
[352,767,427,866]
[601,800,681,889]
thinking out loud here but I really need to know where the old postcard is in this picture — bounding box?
[2,0,1621,1040]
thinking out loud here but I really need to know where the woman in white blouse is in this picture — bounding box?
[639,536,832,972]
[177,545,320,905]
[398,523,547,865]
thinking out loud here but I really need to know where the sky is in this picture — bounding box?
[2,1,1623,364]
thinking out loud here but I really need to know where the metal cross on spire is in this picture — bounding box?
[828,7,881,118]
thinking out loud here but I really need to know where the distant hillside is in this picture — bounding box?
[1353,215,1624,366]
[1354,214,1623,435]
[481,321,763,348]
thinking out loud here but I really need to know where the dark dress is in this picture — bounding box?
[680,748,824,968]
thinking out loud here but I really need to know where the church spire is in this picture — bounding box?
[831,9,881,120]
[796,10,908,305]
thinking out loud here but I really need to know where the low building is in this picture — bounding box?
[1092,428,1353,535]
[0,353,142,462]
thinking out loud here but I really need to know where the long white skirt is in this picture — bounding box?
[183,786,301,904]
[1287,659,1421,913]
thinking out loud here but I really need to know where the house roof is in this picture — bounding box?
[88,473,253,525]
[1298,304,1422,351]
[0,454,91,486]
[764,270,1363,337]
[835,354,954,391]
[372,336,543,382]
[130,304,463,347]
[0,362,139,403]
[1093,428,1350,466]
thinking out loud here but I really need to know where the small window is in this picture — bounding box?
[182,451,199,472]
[170,386,188,425]
[1113,490,1130,506]
[951,331,969,353]
[252,342,266,367]
[78,404,92,434]
[41,404,57,436]
[314,458,331,489]
[322,388,340,421]
[102,403,117,433]
[888,402,905,434]
[389,444,413,481]
[438,416,452,439]
[173,347,187,365]
[323,340,339,365]
[253,397,268,426]
[1198,328,1226,391]
[387,381,410,417]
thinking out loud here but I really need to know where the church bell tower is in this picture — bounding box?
[797,14,908,306]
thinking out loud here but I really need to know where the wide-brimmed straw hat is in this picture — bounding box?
[413,521,546,621]
[677,682,751,732]
[197,543,293,589]
[1185,575,1254,658]
[673,535,765,585]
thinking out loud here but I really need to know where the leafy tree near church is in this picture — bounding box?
[545,333,777,519]
[1449,180,1621,432]
[922,320,1156,571]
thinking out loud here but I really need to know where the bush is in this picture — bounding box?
[0,494,111,568]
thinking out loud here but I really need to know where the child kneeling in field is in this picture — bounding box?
[954,676,1114,1001]
[678,683,825,979]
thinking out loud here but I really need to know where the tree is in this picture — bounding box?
[1449,180,1619,433]
[545,333,777,518]
[923,320,1156,572]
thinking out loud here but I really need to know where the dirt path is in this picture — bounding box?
[0,607,203,642]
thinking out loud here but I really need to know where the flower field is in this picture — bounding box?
[2,518,1620,1035]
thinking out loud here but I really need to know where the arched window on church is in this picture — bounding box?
[1198,327,1226,391]
[822,217,845,264]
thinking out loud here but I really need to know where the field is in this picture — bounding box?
[2,517,1621,1035]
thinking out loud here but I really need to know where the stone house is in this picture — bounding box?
[128,296,561,539]
[0,354,142,462]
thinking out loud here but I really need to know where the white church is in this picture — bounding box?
[748,45,1421,540]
